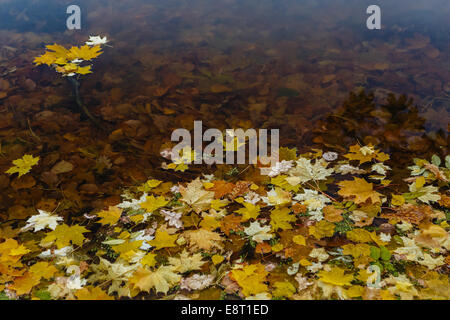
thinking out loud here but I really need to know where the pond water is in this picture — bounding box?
[0,0,448,213]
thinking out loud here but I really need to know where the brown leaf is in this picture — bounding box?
[212,180,235,199]
[228,181,251,200]
[51,160,74,175]
[381,204,432,225]
[220,214,243,236]
[11,175,36,190]
[323,205,344,223]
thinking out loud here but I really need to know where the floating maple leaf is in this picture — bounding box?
[338,177,382,204]
[21,210,63,232]
[34,37,107,77]
[235,202,261,221]
[75,286,114,300]
[344,144,389,164]
[85,35,109,46]
[183,229,224,252]
[270,207,296,230]
[287,157,334,184]
[229,264,268,297]
[140,195,169,213]
[41,224,88,249]
[96,206,122,225]
[148,229,178,250]
[179,178,214,213]
[130,266,181,294]
[168,250,206,273]
[318,267,354,286]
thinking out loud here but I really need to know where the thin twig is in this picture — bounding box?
[68,77,101,126]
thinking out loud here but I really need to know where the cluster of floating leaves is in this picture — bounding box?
[1,141,449,300]
[33,36,108,77]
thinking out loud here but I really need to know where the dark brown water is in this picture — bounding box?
[1,0,449,126]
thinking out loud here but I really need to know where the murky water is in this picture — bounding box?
[0,0,448,215]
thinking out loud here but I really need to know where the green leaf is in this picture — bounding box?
[370,246,381,260]
[384,262,395,273]
[431,155,441,167]
[445,155,450,169]
[380,246,391,261]
[0,291,10,300]
[34,289,51,300]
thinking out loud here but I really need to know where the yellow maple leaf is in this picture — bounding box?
[338,177,381,204]
[34,41,104,78]
[210,199,228,211]
[141,253,157,267]
[230,263,268,297]
[138,179,162,192]
[235,202,261,222]
[6,154,40,177]
[345,285,365,298]
[33,51,58,66]
[75,286,114,300]
[68,45,103,61]
[42,224,88,249]
[342,243,371,258]
[111,240,143,261]
[344,144,389,165]
[271,175,301,192]
[183,229,224,252]
[0,238,30,265]
[9,272,41,296]
[179,178,215,213]
[318,267,354,286]
[199,216,221,231]
[376,152,390,162]
[309,220,336,239]
[129,214,145,224]
[46,44,70,58]
[148,229,178,250]
[346,228,379,244]
[344,144,376,164]
[63,63,78,73]
[167,250,205,273]
[29,261,58,280]
[140,195,169,213]
[97,206,122,225]
[130,266,181,294]
[270,207,296,230]
[272,281,296,298]
[76,65,92,75]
